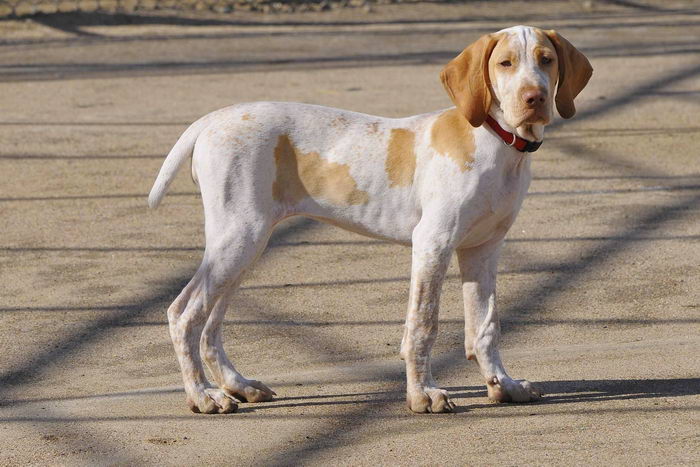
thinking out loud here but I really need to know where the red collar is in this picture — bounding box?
[485,115,542,153]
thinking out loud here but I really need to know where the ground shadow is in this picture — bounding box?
[230,377,700,414]
[537,378,700,403]
[27,6,695,35]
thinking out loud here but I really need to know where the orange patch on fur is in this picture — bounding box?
[385,128,416,187]
[272,134,369,206]
[532,29,559,85]
[430,109,475,171]
[488,33,518,79]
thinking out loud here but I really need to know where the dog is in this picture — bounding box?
[148,25,592,414]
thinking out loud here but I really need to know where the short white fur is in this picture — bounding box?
[148,25,588,414]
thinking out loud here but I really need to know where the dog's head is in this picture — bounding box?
[440,25,593,141]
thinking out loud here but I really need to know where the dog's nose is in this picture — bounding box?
[522,89,546,108]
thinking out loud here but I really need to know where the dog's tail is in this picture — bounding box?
[148,116,211,209]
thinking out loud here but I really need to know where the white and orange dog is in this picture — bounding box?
[149,25,592,414]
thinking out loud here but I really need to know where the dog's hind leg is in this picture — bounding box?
[200,283,276,403]
[168,221,273,414]
[168,264,236,414]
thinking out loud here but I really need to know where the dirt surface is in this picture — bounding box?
[1,1,699,465]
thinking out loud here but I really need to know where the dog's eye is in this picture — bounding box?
[541,56,553,65]
[500,60,512,67]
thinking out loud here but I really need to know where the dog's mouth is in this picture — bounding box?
[508,109,548,142]
[513,109,550,128]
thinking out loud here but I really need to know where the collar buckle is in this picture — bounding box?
[508,132,517,147]
[485,114,544,153]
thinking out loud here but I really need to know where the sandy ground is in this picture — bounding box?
[1,1,699,465]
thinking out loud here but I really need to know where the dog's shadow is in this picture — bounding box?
[530,377,699,404]
[235,377,700,414]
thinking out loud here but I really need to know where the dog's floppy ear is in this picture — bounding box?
[545,30,593,119]
[440,34,499,128]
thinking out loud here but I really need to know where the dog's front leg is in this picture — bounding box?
[402,222,456,413]
[457,241,541,403]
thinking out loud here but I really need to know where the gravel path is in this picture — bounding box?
[1,1,698,464]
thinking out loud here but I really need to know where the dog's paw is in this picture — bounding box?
[223,378,276,403]
[487,376,542,403]
[187,388,238,414]
[407,387,456,413]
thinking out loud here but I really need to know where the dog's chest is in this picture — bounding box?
[459,154,531,247]
[489,157,530,213]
